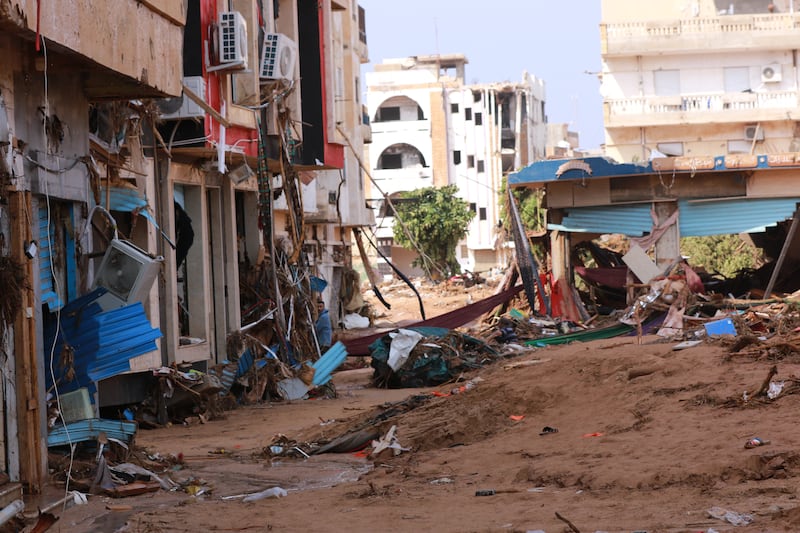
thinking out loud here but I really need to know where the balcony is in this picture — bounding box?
[0,0,184,98]
[604,90,799,127]
[601,13,800,56]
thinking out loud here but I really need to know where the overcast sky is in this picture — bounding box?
[358,1,605,150]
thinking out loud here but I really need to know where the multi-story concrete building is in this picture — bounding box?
[365,54,546,276]
[0,0,372,498]
[0,0,184,495]
[600,0,800,162]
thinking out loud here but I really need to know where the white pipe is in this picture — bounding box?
[0,500,24,527]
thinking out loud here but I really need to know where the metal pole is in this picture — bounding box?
[764,206,800,297]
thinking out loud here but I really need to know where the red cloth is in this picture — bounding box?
[342,284,524,356]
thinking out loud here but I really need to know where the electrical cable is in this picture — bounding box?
[40,35,77,511]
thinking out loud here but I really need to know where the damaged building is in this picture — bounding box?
[365,54,547,276]
[0,0,373,500]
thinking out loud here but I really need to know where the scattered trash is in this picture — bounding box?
[369,425,409,459]
[539,426,558,436]
[705,317,738,337]
[509,415,525,422]
[707,506,754,526]
[429,477,454,485]
[583,432,604,438]
[474,489,520,496]
[672,340,702,351]
[242,487,288,502]
[744,437,770,449]
[767,381,785,400]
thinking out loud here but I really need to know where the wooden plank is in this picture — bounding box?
[9,191,44,493]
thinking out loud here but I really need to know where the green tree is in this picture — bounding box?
[680,235,762,278]
[392,185,475,278]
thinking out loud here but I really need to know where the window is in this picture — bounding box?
[475,112,483,126]
[465,108,472,120]
[451,103,459,113]
[477,160,485,173]
[654,70,680,96]
[724,67,749,93]
[467,155,474,168]
[381,153,402,169]
[469,202,477,213]
[479,207,487,221]
[453,150,461,165]
[377,106,400,121]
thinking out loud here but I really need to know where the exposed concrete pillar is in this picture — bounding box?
[654,201,680,269]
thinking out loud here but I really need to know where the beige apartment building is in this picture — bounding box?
[601,0,800,162]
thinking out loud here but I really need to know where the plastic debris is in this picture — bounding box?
[242,487,288,502]
[707,506,754,526]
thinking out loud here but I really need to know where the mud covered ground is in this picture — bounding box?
[42,281,800,532]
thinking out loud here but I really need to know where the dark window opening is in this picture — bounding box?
[475,112,483,126]
[451,103,459,113]
[453,150,461,165]
[380,153,402,169]
[477,160,485,173]
[479,207,487,221]
[467,155,475,168]
[469,202,477,213]
[377,106,400,122]
[465,108,472,120]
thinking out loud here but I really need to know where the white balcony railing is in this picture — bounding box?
[604,13,800,40]
[607,90,798,118]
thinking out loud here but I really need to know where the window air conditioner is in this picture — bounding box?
[744,125,765,141]
[218,11,248,68]
[761,64,782,83]
[92,239,162,311]
[158,76,206,120]
[260,33,297,81]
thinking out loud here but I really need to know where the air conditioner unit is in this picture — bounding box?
[158,76,206,120]
[260,33,297,81]
[744,125,765,141]
[218,11,248,67]
[761,64,782,83]
[92,240,162,311]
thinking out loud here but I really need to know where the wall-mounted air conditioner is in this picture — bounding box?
[218,11,248,68]
[744,124,765,141]
[158,76,206,120]
[761,64,782,83]
[260,33,297,81]
[92,240,162,311]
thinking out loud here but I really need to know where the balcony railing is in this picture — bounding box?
[605,90,799,126]
[602,13,800,55]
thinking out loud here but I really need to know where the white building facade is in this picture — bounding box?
[601,0,800,162]
[365,55,546,276]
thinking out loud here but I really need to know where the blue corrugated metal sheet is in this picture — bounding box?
[548,203,653,236]
[38,205,64,311]
[47,418,137,447]
[312,342,348,386]
[45,288,162,396]
[679,198,800,236]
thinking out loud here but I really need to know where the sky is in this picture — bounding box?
[358,1,605,150]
